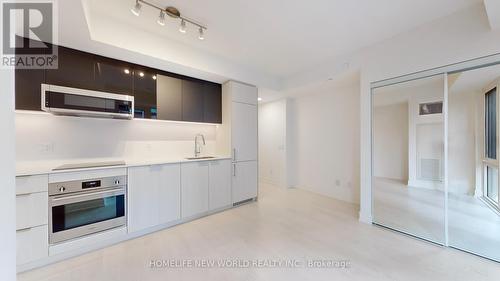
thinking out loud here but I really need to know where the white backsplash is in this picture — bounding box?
[16,111,218,162]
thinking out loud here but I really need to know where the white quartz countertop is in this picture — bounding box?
[16,156,232,177]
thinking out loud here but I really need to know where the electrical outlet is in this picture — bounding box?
[40,142,54,153]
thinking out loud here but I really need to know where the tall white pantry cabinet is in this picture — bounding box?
[218,81,259,204]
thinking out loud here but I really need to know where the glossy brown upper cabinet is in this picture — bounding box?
[156,74,182,121]
[182,79,205,123]
[157,76,222,123]
[15,68,45,111]
[203,83,222,123]
[14,37,222,124]
[14,37,46,111]
[94,57,134,96]
[45,46,95,90]
[134,67,157,119]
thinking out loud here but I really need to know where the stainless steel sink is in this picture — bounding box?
[185,156,216,160]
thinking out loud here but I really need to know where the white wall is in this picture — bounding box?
[373,76,446,189]
[373,102,409,181]
[258,99,287,187]
[288,80,360,204]
[448,88,476,195]
[16,112,218,163]
[0,69,16,280]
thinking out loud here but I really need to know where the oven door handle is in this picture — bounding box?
[50,188,125,206]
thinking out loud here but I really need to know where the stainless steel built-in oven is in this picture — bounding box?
[49,176,127,244]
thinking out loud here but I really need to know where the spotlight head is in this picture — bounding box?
[179,19,187,33]
[131,0,142,16]
[198,27,204,40]
[157,11,166,26]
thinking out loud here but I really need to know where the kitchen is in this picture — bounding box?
[3,0,500,280]
[14,37,258,271]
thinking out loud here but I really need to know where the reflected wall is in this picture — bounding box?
[372,75,445,245]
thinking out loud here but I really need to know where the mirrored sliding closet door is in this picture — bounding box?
[372,75,446,245]
[448,64,500,262]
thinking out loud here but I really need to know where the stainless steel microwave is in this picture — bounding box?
[41,84,134,119]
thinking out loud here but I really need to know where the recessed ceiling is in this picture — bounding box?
[85,0,481,81]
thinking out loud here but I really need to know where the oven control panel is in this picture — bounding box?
[49,175,127,196]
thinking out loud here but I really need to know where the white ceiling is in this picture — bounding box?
[85,0,481,81]
[373,75,444,107]
[450,64,500,94]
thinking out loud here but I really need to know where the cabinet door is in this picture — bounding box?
[204,82,222,123]
[209,160,232,210]
[182,80,204,122]
[229,81,257,105]
[232,161,258,203]
[181,162,209,218]
[158,164,181,224]
[17,225,48,265]
[46,46,95,89]
[15,69,45,111]
[134,67,157,119]
[16,192,48,230]
[127,166,159,233]
[157,74,182,121]
[94,57,134,96]
[232,102,258,162]
[15,36,46,111]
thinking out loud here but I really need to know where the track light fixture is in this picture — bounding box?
[130,0,207,40]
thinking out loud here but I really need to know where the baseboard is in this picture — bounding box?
[408,179,443,190]
[358,210,372,224]
[259,177,285,188]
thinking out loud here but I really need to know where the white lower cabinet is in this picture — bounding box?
[17,225,48,266]
[158,165,182,225]
[209,160,232,210]
[16,192,48,231]
[128,164,181,233]
[16,175,49,266]
[15,160,234,269]
[181,162,209,218]
[232,161,258,204]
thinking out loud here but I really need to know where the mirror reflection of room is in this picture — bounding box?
[372,66,500,262]
[372,75,445,245]
[448,65,500,262]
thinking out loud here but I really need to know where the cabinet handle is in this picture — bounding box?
[16,193,32,198]
[232,148,236,161]
[17,227,32,233]
[233,163,236,176]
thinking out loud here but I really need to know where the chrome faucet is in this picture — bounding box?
[194,134,206,158]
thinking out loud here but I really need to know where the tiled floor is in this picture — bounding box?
[19,182,500,281]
